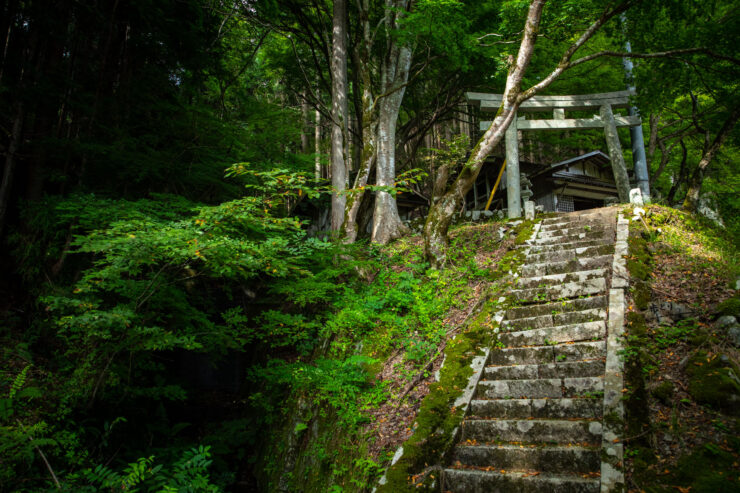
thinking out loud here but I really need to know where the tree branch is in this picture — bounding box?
[568,47,740,69]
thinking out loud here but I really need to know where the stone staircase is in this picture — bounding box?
[442,208,622,493]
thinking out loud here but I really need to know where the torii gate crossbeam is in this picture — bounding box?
[466,91,649,218]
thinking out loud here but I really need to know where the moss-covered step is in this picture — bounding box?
[483,360,605,380]
[477,376,603,399]
[468,397,603,419]
[525,244,614,264]
[523,238,612,254]
[536,225,612,240]
[509,278,606,303]
[505,296,607,320]
[442,469,599,493]
[520,255,612,277]
[498,321,605,347]
[460,418,602,444]
[489,341,605,365]
[516,268,607,290]
[452,444,600,474]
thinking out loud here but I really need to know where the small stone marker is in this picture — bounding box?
[629,187,644,206]
[524,200,535,220]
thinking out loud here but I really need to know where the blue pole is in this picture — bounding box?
[621,15,651,201]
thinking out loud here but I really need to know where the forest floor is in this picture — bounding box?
[623,205,740,492]
[361,221,519,459]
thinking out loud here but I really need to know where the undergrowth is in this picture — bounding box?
[621,205,740,492]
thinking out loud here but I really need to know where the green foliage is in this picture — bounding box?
[251,356,383,429]
[81,446,219,493]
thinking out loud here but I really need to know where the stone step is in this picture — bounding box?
[452,444,600,474]
[537,224,611,239]
[442,469,599,493]
[461,418,602,444]
[505,296,607,321]
[539,218,613,231]
[483,360,605,381]
[516,269,606,290]
[476,377,604,399]
[542,211,615,227]
[499,321,606,347]
[489,341,605,366]
[501,308,606,332]
[509,278,606,303]
[525,244,614,264]
[520,255,612,277]
[524,238,612,254]
[468,398,603,419]
[532,230,613,246]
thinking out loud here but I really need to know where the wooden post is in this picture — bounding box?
[505,114,521,218]
[485,173,491,204]
[600,104,631,202]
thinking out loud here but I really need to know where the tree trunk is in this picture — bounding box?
[300,92,310,153]
[372,80,411,243]
[370,0,413,244]
[666,139,687,205]
[423,0,546,267]
[330,0,349,231]
[315,105,321,180]
[0,102,24,238]
[682,105,740,212]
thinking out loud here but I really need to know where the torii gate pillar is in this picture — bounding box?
[505,113,521,218]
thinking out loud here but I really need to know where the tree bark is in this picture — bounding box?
[330,0,349,231]
[682,105,740,212]
[371,40,412,244]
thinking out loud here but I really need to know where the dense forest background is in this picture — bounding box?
[0,0,738,491]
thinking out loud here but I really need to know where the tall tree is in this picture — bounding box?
[330,0,349,231]
[371,0,414,244]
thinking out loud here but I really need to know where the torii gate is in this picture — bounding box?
[466,90,649,218]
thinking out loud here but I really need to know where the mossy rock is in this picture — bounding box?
[717,296,740,318]
[651,381,674,405]
[686,351,740,416]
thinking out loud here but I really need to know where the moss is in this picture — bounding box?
[623,311,651,447]
[377,219,538,492]
[686,351,740,416]
[626,311,648,337]
[603,410,625,429]
[630,448,657,477]
[717,295,740,318]
[627,235,652,282]
[377,310,491,492]
[514,219,536,245]
[652,381,675,405]
[631,280,651,310]
[638,445,740,493]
